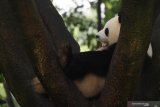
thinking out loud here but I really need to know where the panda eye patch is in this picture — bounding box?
[105,28,109,36]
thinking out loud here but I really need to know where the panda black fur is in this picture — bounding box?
[31,44,115,98]
[64,44,116,98]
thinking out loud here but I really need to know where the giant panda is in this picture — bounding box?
[65,14,152,98]
[31,16,121,98]
[63,16,124,98]
[72,14,153,98]
[58,15,122,98]
[31,14,152,99]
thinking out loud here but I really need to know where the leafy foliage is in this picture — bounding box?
[60,1,97,51]
[104,0,121,21]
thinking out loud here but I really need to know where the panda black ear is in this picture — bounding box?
[118,12,122,23]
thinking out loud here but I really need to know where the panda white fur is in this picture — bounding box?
[96,15,121,47]
[96,15,153,57]
[73,73,106,98]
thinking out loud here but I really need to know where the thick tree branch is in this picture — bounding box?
[99,0,155,106]
[36,0,80,53]
[0,1,54,107]
[141,13,160,100]
[149,14,160,100]
[97,0,102,31]
[127,0,160,100]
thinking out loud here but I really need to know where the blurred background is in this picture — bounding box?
[53,0,121,51]
[0,0,120,106]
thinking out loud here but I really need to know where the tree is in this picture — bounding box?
[0,0,157,107]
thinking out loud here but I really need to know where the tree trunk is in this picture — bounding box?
[97,0,103,48]
[99,0,155,106]
[0,0,55,106]
[138,13,160,100]
[97,0,102,31]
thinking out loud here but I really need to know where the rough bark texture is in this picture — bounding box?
[133,10,160,100]
[99,0,155,106]
[0,1,55,107]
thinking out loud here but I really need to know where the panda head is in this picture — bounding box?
[96,15,121,47]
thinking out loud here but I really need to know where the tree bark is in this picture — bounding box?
[97,0,103,48]
[0,1,55,107]
[99,0,155,106]
[139,13,160,100]
[97,0,102,31]
[150,13,160,100]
